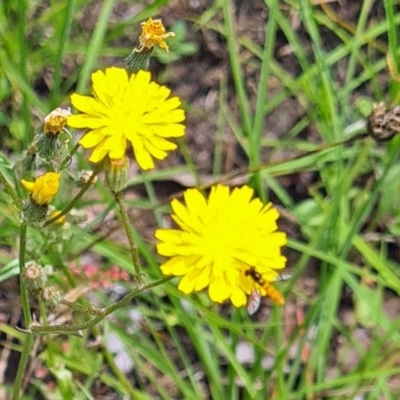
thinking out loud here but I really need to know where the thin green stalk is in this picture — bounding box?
[300,0,341,142]
[383,0,400,99]
[19,222,31,327]
[12,332,34,400]
[343,0,372,92]
[250,0,278,199]
[60,299,106,316]
[12,222,33,400]
[30,276,173,334]
[249,0,278,161]
[220,132,368,186]
[58,141,80,171]
[50,0,76,106]
[115,191,143,287]
[17,0,30,146]
[221,0,252,137]
[76,0,116,92]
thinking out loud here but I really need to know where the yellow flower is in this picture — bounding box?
[21,172,61,206]
[43,108,71,135]
[134,18,175,53]
[155,185,287,308]
[67,67,185,170]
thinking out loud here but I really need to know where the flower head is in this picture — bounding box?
[134,18,175,53]
[21,172,61,206]
[41,286,62,308]
[155,185,287,308]
[23,261,47,290]
[43,107,71,135]
[67,67,185,170]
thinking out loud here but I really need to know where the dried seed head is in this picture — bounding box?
[41,286,62,308]
[23,261,47,290]
[367,102,400,141]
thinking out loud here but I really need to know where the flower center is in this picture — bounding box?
[203,219,239,259]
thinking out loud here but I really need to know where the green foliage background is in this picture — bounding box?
[1,0,400,399]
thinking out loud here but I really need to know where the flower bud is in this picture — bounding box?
[36,134,62,160]
[22,143,37,171]
[21,172,61,206]
[36,108,71,160]
[105,156,129,194]
[41,286,62,308]
[21,173,61,223]
[23,261,47,290]
[21,202,49,223]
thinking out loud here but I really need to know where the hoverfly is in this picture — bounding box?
[245,267,287,315]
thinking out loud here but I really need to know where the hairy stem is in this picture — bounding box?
[115,191,143,287]
[60,299,106,316]
[19,223,32,327]
[12,333,34,400]
[59,141,80,171]
[12,222,33,400]
[31,276,173,334]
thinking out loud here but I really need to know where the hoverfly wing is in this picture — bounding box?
[247,288,261,315]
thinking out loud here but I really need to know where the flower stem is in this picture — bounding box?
[12,332,34,400]
[60,299,106,316]
[12,222,33,400]
[19,223,32,327]
[105,275,173,315]
[115,191,143,287]
[42,160,104,227]
[59,142,80,171]
[0,169,22,209]
[30,276,173,335]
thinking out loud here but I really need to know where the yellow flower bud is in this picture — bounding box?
[105,155,129,194]
[21,172,61,206]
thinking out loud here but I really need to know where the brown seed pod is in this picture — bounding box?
[367,102,400,141]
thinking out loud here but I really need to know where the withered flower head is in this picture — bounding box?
[367,102,400,141]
